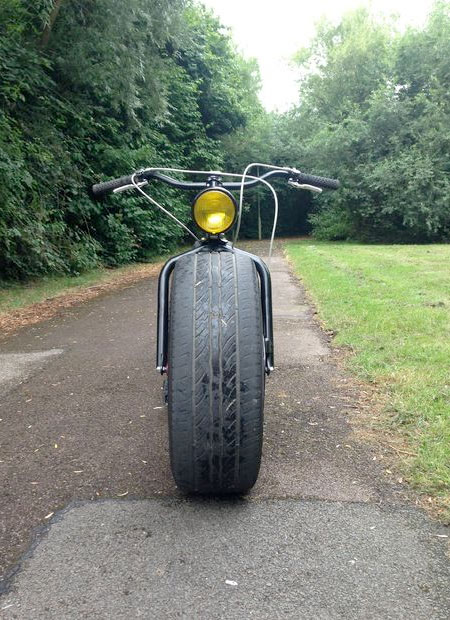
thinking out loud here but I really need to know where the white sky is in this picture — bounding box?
[201,0,435,111]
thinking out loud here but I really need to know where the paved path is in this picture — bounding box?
[0,244,448,618]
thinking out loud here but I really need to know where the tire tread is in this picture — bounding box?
[168,250,264,493]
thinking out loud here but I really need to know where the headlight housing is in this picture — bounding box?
[192,188,237,235]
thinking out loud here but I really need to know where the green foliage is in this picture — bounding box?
[0,0,261,280]
[288,2,450,242]
[221,112,313,239]
[178,5,262,139]
[308,205,354,241]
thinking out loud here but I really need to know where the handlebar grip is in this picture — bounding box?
[91,174,135,199]
[296,172,340,190]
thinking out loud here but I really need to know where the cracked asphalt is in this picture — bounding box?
[0,241,448,618]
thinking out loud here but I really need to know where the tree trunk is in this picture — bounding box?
[257,167,262,240]
[40,0,64,48]
[257,202,262,241]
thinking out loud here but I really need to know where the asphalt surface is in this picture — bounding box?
[0,241,449,618]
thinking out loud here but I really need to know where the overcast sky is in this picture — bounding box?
[201,0,434,111]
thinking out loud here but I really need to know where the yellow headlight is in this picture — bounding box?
[192,189,237,235]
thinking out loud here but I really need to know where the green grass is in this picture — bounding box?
[0,245,191,316]
[0,268,115,314]
[0,255,173,316]
[286,240,450,514]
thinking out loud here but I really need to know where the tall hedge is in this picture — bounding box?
[0,1,262,280]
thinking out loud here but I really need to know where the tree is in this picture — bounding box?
[40,0,64,47]
[286,2,450,242]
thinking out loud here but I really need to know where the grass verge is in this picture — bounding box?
[0,255,175,337]
[286,240,450,520]
[0,264,155,314]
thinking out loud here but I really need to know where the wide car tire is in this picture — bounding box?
[168,250,264,494]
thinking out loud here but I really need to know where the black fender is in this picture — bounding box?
[156,240,274,374]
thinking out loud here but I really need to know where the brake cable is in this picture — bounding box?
[234,163,293,262]
[130,173,199,241]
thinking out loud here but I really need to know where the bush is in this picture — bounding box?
[309,206,354,240]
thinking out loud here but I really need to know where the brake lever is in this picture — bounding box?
[288,180,323,194]
[113,180,149,194]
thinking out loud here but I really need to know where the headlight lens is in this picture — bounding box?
[192,189,237,235]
